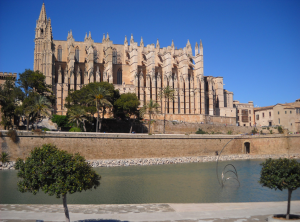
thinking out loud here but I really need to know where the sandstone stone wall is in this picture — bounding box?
[1,131,299,161]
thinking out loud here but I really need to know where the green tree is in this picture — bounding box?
[0,78,22,129]
[51,115,70,128]
[67,108,88,131]
[88,86,112,132]
[30,95,52,129]
[16,69,55,130]
[259,158,300,219]
[140,99,160,134]
[15,144,101,222]
[114,93,140,133]
[159,86,175,134]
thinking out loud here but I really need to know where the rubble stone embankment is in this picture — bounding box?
[2,153,299,170]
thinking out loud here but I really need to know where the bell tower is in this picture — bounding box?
[34,3,54,86]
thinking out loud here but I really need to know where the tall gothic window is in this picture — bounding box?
[113,49,117,64]
[57,46,62,62]
[117,68,122,84]
[94,49,98,63]
[75,47,79,62]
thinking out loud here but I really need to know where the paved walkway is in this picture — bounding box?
[1,201,300,222]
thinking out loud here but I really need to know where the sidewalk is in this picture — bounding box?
[1,201,300,222]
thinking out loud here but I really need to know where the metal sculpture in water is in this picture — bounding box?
[216,137,240,187]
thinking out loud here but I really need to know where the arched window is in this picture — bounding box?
[113,49,117,64]
[75,47,79,62]
[57,46,62,62]
[117,68,122,84]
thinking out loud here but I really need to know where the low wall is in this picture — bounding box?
[1,131,299,161]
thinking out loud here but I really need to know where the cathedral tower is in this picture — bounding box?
[34,3,54,86]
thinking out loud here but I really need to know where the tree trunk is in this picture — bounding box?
[26,116,29,131]
[149,113,151,134]
[164,98,166,134]
[96,101,99,133]
[129,118,133,133]
[62,194,70,222]
[76,119,79,128]
[83,120,86,132]
[286,189,292,219]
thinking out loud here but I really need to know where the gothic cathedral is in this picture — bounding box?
[34,3,236,123]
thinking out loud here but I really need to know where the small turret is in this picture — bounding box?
[140,37,144,47]
[171,40,174,48]
[85,32,87,41]
[106,32,110,40]
[130,34,134,44]
[124,35,128,45]
[102,33,105,43]
[156,39,160,49]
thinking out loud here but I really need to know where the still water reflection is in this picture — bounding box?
[0,159,299,204]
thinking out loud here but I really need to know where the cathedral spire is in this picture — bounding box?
[171,40,174,48]
[186,39,191,48]
[85,32,87,40]
[156,39,160,49]
[106,32,110,40]
[102,33,105,42]
[140,36,144,47]
[200,40,203,55]
[195,42,199,55]
[38,3,47,22]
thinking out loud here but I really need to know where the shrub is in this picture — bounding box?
[7,129,18,143]
[0,151,10,163]
[227,130,232,135]
[41,127,50,131]
[270,130,273,134]
[251,128,258,134]
[278,126,284,134]
[267,127,270,130]
[196,128,207,134]
[69,127,81,132]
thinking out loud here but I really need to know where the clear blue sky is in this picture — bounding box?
[0,0,299,107]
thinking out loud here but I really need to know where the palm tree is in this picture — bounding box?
[30,95,52,130]
[88,86,112,132]
[159,86,175,134]
[67,108,88,131]
[139,99,160,134]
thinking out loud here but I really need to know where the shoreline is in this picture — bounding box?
[2,153,299,170]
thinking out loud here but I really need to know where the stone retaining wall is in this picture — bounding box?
[1,131,299,162]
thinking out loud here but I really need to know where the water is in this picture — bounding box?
[0,159,299,204]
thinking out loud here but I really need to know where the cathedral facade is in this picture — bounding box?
[34,3,235,123]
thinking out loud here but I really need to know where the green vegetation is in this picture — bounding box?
[67,108,87,131]
[159,86,175,134]
[267,127,269,130]
[140,99,160,134]
[227,130,233,135]
[269,130,273,134]
[0,151,10,163]
[7,129,18,143]
[15,144,100,222]
[259,158,300,219]
[41,127,50,131]
[195,128,207,134]
[51,115,70,128]
[114,93,140,133]
[69,127,82,132]
[251,128,258,134]
[278,125,284,134]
